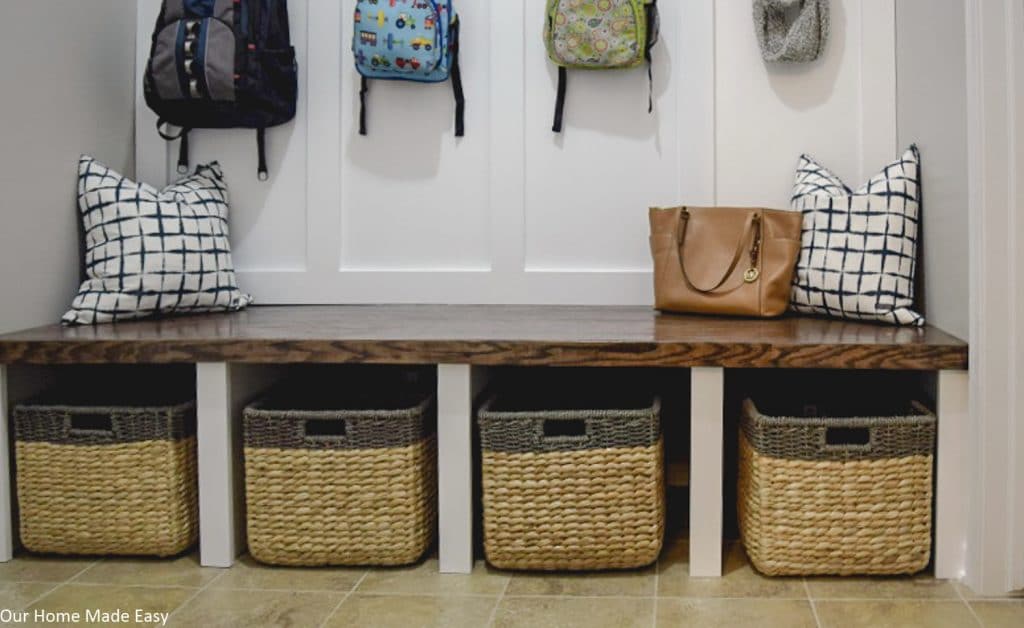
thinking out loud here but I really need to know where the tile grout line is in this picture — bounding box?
[17,577,76,610]
[496,594,661,600]
[180,584,377,594]
[804,578,823,628]
[19,581,66,611]
[65,560,102,584]
[484,572,512,628]
[780,595,967,602]
[651,594,812,601]
[289,589,500,598]
[652,556,660,628]
[18,559,101,613]
[317,571,369,628]
[41,581,208,590]
[954,580,985,627]
[164,564,228,623]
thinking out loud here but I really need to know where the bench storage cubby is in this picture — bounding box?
[738,396,936,576]
[243,370,437,566]
[478,381,665,571]
[14,392,198,557]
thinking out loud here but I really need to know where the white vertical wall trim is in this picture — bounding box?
[679,0,717,206]
[489,1,525,280]
[308,0,342,276]
[859,0,898,181]
[964,0,1024,595]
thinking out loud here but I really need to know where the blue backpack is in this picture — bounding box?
[352,0,464,136]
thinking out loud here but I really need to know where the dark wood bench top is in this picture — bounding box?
[0,305,967,370]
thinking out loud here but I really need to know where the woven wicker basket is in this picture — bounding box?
[478,392,664,571]
[243,386,436,567]
[738,398,936,576]
[14,399,198,557]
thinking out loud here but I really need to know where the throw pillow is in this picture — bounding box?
[63,156,252,325]
[790,146,924,326]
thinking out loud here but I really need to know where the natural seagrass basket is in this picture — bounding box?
[478,391,664,571]
[14,398,198,556]
[243,384,436,567]
[738,398,936,576]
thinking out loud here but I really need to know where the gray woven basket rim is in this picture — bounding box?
[16,400,197,415]
[15,399,197,445]
[478,395,662,421]
[245,394,434,421]
[742,398,935,427]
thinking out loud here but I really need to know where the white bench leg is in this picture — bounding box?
[197,360,284,565]
[0,365,53,562]
[935,369,969,580]
[196,363,243,567]
[0,365,12,562]
[690,366,725,577]
[196,363,279,567]
[437,364,475,574]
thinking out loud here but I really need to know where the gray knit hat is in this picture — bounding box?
[753,0,830,63]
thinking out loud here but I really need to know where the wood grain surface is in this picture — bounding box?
[0,306,968,370]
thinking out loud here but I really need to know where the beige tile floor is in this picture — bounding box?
[0,536,1019,627]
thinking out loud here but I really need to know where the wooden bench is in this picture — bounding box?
[0,305,968,578]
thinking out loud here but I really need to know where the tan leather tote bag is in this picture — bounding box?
[649,206,803,317]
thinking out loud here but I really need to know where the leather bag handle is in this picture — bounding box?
[675,208,762,294]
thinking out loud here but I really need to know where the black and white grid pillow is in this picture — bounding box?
[790,146,924,326]
[63,156,252,325]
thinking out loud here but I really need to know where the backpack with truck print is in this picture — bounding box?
[352,0,465,136]
[144,0,298,180]
[545,0,659,133]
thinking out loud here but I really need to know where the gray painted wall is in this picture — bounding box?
[0,1,137,334]
[897,0,970,339]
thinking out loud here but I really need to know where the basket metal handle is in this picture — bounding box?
[302,418,348,444]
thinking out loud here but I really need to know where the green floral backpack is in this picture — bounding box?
[544,0,660,133]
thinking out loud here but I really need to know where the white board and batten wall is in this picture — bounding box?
[134,1,964,319]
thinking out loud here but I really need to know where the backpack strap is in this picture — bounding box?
[177,129,190,175]
[646,48,653,114]
[552,66,568,133]
[450,16,465,137]
[359,76,369,136]
[156,119,191,174]
[256,127,268,181]
[156,118,186,141]
[645,0,658,114]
